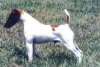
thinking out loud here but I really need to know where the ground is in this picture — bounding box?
[0,0,100,67]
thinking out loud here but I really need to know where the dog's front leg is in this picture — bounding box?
[26,42,34,62]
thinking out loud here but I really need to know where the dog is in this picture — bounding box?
[4,8,83,63]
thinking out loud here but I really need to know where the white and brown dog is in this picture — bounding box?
[4,8,83,63]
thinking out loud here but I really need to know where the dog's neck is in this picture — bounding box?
[20,11,41,25]
[20,10,45,33]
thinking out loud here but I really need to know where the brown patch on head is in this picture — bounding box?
[12,8,24,15]
[50,24,59,31]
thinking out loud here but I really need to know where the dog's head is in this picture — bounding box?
[4,9,23,28]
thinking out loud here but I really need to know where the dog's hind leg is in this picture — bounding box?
[74,43,83,55]
[61,37,83,63]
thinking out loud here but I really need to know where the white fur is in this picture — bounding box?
[64,9,70,16]
[20,9,83,63]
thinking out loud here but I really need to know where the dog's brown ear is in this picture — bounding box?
[11,8,23,15]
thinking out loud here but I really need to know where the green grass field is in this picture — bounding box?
[0,0,100,67]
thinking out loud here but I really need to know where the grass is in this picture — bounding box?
[0,0,100,67]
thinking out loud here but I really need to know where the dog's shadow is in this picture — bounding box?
[10,47,77,65]
[47,52,77,64]
[9,46,28,64]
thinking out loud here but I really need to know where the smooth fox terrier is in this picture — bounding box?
[4,8,83,63]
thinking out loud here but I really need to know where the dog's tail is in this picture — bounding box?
[64,9,70,24]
